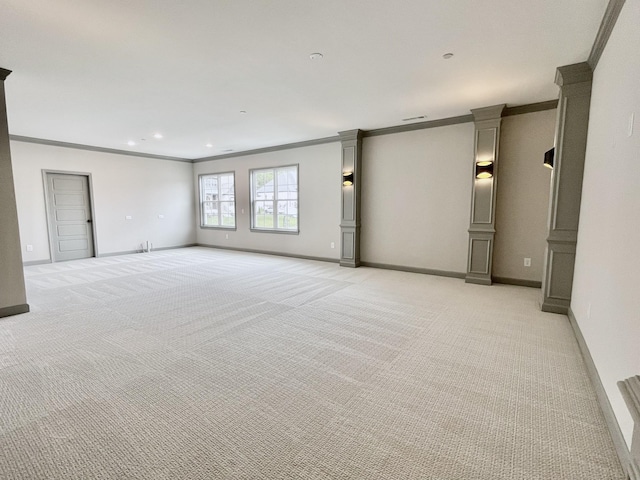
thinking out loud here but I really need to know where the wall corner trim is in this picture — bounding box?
[588,0,627,70]
[567,308,632,478]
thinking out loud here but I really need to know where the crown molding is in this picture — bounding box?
[9,135,190,163]
[589,0,626,70]
[192,135,340,163]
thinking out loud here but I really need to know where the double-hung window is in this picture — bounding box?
[199,172,236,228]
[250,165,298,233]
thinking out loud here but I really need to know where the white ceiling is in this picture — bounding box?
[0,0,608,160]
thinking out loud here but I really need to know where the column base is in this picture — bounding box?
[465,274,492,285]
[0,303,30,318]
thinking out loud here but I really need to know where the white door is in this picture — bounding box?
[46,173,95,262]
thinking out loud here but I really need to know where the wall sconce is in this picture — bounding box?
[342,172,354,186]
[544,148,554,169]
[475,161,494,179]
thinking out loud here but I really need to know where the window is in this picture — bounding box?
[250,165,298,233]
[199,172,236,228]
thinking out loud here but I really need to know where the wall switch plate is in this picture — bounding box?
[629,113,635,137]
[330,242,335,249]
[225,234,229,239]
[125,215,132,220]
[26,244,33,252]
[241,209,245,214]
[524,257,531,267]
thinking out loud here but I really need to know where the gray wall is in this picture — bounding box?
[193,142,342,260]
[192,117,556,279]
[571,0,640,447]
[494,109,556,282]
[361,123,475,274]
[11,141,196,262]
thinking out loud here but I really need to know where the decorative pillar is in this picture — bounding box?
[618,376,640,479]
[0,68,29,318]
[541,62,592,314]
[465,104,505,285]
[339,129,362,268]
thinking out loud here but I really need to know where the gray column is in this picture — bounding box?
[466,104,505,285]
[0,68,29,318]
[339,129,362,268]
[541,63,592,314]
[618,376,640,479]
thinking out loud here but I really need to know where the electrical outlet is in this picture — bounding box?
[26,244,33,252]
[524,257,531,267]
[330,242,335,249]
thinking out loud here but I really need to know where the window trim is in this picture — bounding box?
[198,172,237,230]
[249,164,299,234]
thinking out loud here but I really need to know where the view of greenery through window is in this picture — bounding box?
[251,165,298,232]
[199,173,235,228]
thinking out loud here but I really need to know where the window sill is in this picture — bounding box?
[200,225,237,231]
[250,228,299,235]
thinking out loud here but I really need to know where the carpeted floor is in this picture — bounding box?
[0,247,625,479]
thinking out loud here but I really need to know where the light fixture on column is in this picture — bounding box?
[544,148,555,169]
[342,172,354,186]
[475,161,494,179]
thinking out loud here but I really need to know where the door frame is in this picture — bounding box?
[42,169,99,262]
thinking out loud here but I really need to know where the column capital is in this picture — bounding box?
[0,68,12,82]
[555,62,593,87]
[471,104,505,123]
[338,129,363,142]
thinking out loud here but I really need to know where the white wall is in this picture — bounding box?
[361,123,474,273]
[494,109,556,282]
[11,141,196,263]
[194,142,342,260]
[572,0,640,447]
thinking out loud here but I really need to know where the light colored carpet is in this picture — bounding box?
[0,247,625,479]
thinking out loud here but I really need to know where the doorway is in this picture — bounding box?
[44,172,95,262]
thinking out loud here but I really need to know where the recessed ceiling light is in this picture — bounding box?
[442,53,454,60]
[205,143,213,148]
[239,110,247,114]
[402,115,428,122]
[310,53,324,60]
[127,141,136,146]
[153,133,163,139]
